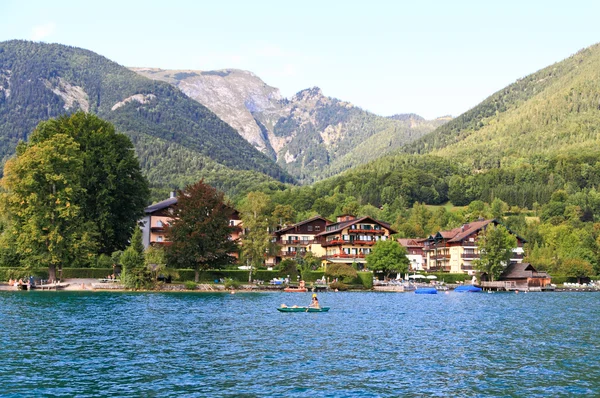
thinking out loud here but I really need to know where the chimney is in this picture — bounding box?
[170,191,177,198]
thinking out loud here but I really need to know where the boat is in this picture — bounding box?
[283,287,308,293]
[454,285,482,293]
[415,287,438,294]
[277,306,330,312]
[30,282,70,291]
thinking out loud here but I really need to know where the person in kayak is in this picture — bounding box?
[309,293,320,309]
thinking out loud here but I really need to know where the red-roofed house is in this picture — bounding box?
[423,219,525,274]
[268,216,331,266]
[398,238,427,271]
[316,215,397,268]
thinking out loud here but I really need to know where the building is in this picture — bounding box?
[316,215,396,268]
[479,262,552,291]
[268,216,330,266]
[140,192,177,248]
[397,238,427,271]
[139,193,242,252]
[423,219,526,274]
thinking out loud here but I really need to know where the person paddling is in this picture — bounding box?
[309,293,320,309]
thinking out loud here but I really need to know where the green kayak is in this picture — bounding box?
[277,306,330,313]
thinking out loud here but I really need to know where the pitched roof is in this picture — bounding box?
[145,197,178,214]
[316,216,396,236]
[397,238,425,247]
[500,262,543,279]
[447,219,495,242]
[275,215,330,235]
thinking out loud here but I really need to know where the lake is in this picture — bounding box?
[0,291,598,397]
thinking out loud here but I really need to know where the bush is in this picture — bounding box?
[224,278,241,289]
[357,271,373,289]
[325,263,358,283]
[184,281,197,290]
[330,281,349,291]
[429,273,470,284]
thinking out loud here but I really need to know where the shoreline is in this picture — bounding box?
[1,279,599,293]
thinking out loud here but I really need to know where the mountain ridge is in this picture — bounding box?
[133,67,449,183]
[0,40,293,199]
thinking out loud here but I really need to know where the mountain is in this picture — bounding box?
[405,44,600,171]
[0,40,293,200]
[133,68,448,183]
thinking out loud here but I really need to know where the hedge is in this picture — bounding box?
[429,273,470,284]
[357,272,373,289]
[301,271,325,283]
[62,268,113,279]
[0,268,49,281]
[171,269,289,282]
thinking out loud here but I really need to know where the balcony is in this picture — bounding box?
[348,228,385,234]
[278,239,317,246]
[352,240,376,246]
[328,253,366,259]
[322,239,346,247]
[280,251,307,257]
[461,252,479,259]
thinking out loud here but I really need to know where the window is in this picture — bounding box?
[157,236,163,242]
[157,220,163,227]
[230,220,235,226]
[315,226,321,231]
[307,226,313,232]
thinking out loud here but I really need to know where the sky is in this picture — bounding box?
[1,0,600,119]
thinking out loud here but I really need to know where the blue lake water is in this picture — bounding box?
[0,291,598,397]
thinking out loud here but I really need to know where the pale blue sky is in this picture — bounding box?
[1,0,599,119]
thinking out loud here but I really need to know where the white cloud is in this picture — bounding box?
[31,23,56,41]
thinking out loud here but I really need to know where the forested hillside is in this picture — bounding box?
[406,44,600,170]
[0,40,292,199]
[134,68,448,183]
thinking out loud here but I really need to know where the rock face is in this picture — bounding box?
[133,67,449,183]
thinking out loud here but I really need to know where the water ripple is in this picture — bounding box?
[0,291,598,397]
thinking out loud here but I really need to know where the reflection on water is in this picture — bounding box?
[0,291,598,397]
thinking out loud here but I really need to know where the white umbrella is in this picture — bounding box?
[409,274,426,279]
[426,275,438,280]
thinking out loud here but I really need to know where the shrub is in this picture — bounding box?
[224,278,241,289]
[61,268,113,279]
[184,281,197,290]
[325,263,358,283]
[357,271,373,289]
[302,271,324,282]
[330,281,349,291]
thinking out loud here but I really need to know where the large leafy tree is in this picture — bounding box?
[366,240,409,279]
[165,180,237,282]
[27,112,149,254]
[474,224,517,281]
[1,134,96,280]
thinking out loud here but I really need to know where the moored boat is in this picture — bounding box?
[277,306,330,312]
[415,287,438,294]
[454,285,482,293]
[283,287,308,293]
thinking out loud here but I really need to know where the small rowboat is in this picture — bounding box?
[277,306,330,313]
[283,287,308,293]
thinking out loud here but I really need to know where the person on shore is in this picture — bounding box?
[309,293,320,309]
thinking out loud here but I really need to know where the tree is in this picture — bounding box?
[121,228,150,289]
[366,240,410,279]
[491,198,508,220]
[239,191,275,282]
[560,258,594,284]
[165,180,237,282]
[474,224,517,281]
[1,133,97,281]
[27,112,149,254]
